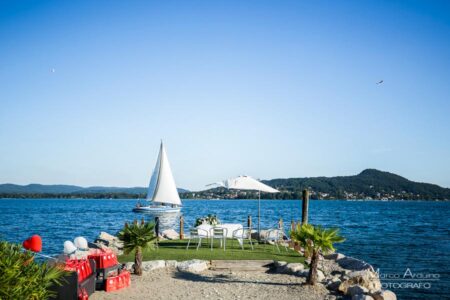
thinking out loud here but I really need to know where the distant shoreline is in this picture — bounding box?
[1,197,448,201]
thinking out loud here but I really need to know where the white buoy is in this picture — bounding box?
[74,237,88,250]
[64,241,77,255]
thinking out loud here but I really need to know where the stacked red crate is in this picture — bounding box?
[105,270,131,292]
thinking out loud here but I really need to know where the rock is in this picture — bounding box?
[296,269,309,277]
[371,290,397,300]
[347,285,369,296]
[331,275,341,282]
[339,270,381,295]
[324,296,337,300]
[326,280,341,291]
[141,260,166,272]
[325,253,346,260]
[124,262,135,272]
[162,229,179,240]
[165,260,178,268]
[352,295,374,300]
[317,269,325,282]
[337,256,374,272]
[273,261,287,268]
[177,259,209,273]
[348,270,381,292]
[95,232,124,255]
[284,263,305,274]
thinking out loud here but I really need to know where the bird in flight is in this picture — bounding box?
[376,80,384,85]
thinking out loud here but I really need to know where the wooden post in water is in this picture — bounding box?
[179,215,184,240]
[302,189,309,224]
[154,216,160,248]
[278,218,283,229]
[247,215,252,229]
[155,217,160,240]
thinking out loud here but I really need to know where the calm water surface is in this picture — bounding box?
[0,199,448,299]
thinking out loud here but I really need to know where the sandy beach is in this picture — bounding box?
[90,268,328,300]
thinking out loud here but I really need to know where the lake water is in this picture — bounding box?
[0,199,448,299]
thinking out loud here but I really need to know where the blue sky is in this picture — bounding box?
[0,0,449,190]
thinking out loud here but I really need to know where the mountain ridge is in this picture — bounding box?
[1,169,449,200]
[188,169,450,200]
[0,183,189,195]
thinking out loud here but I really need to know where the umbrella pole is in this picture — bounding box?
[258,190,261,242]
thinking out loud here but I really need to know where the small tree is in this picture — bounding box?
[291,224,345,285]
[0,240,66,299]
[117,219,156,276]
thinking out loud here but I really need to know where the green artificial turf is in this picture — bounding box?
[118,239,304,263]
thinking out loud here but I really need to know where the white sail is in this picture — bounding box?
[147,142,182,206]
[146,146,161,201]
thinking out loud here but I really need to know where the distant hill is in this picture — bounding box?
[0,184,189,198]
[1,169,449,200]
[184,169,450,200]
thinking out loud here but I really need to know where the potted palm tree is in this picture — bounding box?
[291,224,345,285]
[117,219,156,276]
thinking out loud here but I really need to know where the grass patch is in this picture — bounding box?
[118,239,304,263]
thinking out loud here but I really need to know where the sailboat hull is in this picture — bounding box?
[132,205,181,214]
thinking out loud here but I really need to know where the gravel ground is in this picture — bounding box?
[90,268,329,300]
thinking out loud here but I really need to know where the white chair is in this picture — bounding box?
[232,227,253,250]
[262,228,288,252]
[186,227,210,251]
[210,227,227,251]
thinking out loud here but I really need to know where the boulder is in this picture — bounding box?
[339,270,381,294]
[124,262,135,272]
[371,290,397,300]
[296,269,309,277]
[177,259,209,273]
[141,260,166,272]
[165,260,178,268]
[348,270,381,292]
[337,256,374,272]
[273,261,287,268]
[284,263,305,274]
[347,285,369,296]
[95,232,124,255]
[326,280,342,292]
[162,229,179,240]
[317,269,326,282]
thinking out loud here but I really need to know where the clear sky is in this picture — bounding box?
[1,0,449,190]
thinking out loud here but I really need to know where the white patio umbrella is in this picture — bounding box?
[207,175,279,239]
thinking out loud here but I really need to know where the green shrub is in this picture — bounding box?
[0,240,66,300]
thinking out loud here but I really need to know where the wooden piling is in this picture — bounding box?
[179,215,184,239]
[302,189,309,224]
[247,215,252,229]
[155,217,160,238]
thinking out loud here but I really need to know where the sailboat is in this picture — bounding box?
[132,141,182,213]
